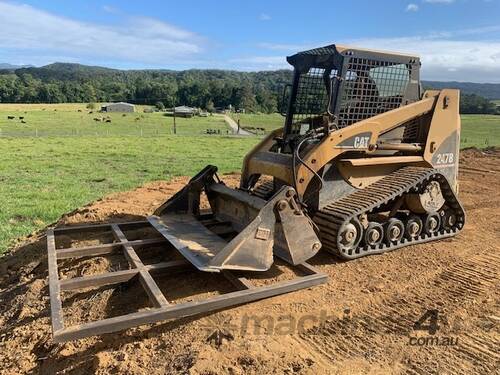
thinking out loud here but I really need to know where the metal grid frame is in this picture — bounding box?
[47,220,327,342]
[290,68,337,133]
[337,57,411,128]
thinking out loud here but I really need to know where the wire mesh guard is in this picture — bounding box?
[47,220,327,342]
[338,58,411,128]
[290,68,337,134]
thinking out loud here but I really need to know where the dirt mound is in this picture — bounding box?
[0,149,499,374]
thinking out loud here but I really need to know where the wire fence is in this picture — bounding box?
[0,127,260,139]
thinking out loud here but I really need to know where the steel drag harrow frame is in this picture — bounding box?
[47,220,327,342]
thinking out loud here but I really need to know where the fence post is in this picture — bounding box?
[35,128,38,137]
[141,127,143,137]
[173,108,177,134]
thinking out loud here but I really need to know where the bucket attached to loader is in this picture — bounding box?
[151,165,322,272]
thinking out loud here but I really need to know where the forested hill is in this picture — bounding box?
[0,63,499,112]
[423,81,500,100]
[0,63,293,112]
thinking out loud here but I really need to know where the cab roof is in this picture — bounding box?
[286,44,420,71]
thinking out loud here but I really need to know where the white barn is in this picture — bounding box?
[102,102,135,113]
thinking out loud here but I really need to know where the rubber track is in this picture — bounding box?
[313,166,466,259]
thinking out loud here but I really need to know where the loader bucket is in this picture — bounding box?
[151,165,321,272]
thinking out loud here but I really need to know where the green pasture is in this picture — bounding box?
[0,136,259,253]
[460,115,500,148]
[0,105,230,137]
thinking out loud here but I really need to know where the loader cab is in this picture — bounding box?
[283,44,421,139]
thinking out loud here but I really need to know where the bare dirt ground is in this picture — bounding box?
[0,149,499,375]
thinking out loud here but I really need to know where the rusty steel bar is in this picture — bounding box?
[56,238,167,259]
[53,220,149,233]
[47,229,64,333]
[110,224,169,308]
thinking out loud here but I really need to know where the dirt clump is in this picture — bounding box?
[0,149,499,374]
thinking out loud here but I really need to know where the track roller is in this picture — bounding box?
[385,218,404,243]
[405,215,423,239]
[424,212,441,235]
[364,222,384,247]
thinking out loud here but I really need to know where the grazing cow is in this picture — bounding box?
[7,115,15,120]
[21,120,26,124]
[94,118,101,122]
[19,116,24,120]
[105,119,111,123]
[77,109,82,112]
[89,111,93,114]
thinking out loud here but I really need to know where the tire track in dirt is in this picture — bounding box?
[297,252,499,374]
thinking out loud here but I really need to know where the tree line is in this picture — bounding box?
[0,63,497,114]
[0,63,291,113]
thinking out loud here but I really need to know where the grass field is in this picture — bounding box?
[0,104,230,137]
[460,114,500,148]
[0,136,259,253]
[0,104,498,254]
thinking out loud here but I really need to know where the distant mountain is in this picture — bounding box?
[423,81,500,100]
[0,63,34,70]
[16,62,121,80]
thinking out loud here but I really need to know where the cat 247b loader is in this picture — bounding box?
[47,44,465,342]
[152,43,465,268]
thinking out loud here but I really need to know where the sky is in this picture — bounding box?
[0,0,499,82]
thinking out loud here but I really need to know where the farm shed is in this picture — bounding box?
[173,105,197,118]
[101,102,135,113]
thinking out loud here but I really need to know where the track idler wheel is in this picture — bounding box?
[338,218,363,254]
[385,218,404,244]
[363,222,384,247]
[405,215,423,239]
[440,209,457,230]
[424,212,441,235]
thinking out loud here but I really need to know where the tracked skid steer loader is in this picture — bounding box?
[47,44,465,341]
[152,44,465,267]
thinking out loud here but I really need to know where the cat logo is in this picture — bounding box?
[354,136,370,148]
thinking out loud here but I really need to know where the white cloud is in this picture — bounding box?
[255,26,500,82]
[406,3,419,12]
[102,5,119,14]
[258,42,318,51]
[228,56,289,70]
[259,13,272,21]
[0,1,203,66]
[423,0,455,3]
[345,37,500,82]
